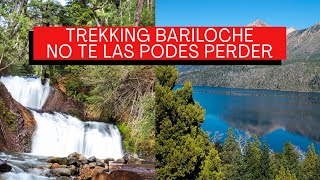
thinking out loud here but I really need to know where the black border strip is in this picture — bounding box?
[29,31,282,66]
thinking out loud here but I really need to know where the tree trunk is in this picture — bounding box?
[41,65,46,84]
[49,65,54,77]
[134,0,145,26]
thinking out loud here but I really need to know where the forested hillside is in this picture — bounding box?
[178,22,320,92]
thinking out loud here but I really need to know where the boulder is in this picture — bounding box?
[89,162,97,167]
[51,163,61,169]
[67,152,87,164]
[124,153,145,164]
[51,168,75,176]
[0,82,37,152]
[91,166,105,179]
[67,152,84,160]
[78,164,92,180]
[94,172,108,180]
[88,156,97,163]
[95,170,143,180]
[48,157,67,165]
[0,159,12,172]
[96,159,105,167]
[79,165,107,180]
[66,157,78,166]
[56,177,72,180]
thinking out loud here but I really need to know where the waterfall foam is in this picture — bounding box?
[0,76,123,159]
[0,76,50,109]
[31,112,123,159]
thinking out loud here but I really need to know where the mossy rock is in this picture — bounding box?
[0,99,16,130]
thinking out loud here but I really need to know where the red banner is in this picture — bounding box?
[32,27,286,62]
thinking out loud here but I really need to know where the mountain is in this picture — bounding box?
[178,21,320,92]
[286,27,297,35]
[247,19,270,27]
[287,23,320,61]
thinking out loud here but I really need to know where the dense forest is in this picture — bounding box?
[0,0,155,157]
[155,66,320,180]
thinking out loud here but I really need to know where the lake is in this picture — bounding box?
[176,85,320,152]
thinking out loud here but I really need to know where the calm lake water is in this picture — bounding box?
[176,85,320,152]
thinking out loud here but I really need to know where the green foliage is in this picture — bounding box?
[0,99,16,131]
[117,122,134,153]
[59,65,155,156]
[60,1,94,26]
[243,135,262,180]
[282,142,300,177]
[155,66,211,179]
[0,1,31,75]
[140,0,155,26]
[260,143,277,180]
[300,144,320,180]
[80,66,135,118]
[1,0,154,75]
[275,166,297,180]
[65,76,88,102]
[198,146,224,180]
[220,128,243,180]
[155,66,178,89]
[61,0,155,26]
[27,0,63,26]
[118,95,155,156]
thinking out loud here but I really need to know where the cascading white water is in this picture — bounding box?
[0,76,123,160]
[0,76,50,110]
[31,112,123,159]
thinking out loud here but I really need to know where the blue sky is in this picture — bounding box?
[156,0,320,29]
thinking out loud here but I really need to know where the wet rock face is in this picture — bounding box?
[0,159,12,173]
[0,82,36,152]
[42,87,84,119]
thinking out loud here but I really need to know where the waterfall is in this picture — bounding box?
[0,76,123,159]
[31,112,123,159]
[0,76,50,110]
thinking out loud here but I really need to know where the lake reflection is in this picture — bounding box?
[176,85,320,152]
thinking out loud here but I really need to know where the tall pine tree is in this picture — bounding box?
[260,143,277,180]
[300,144,320,180]
[155,66,211,179]
[198,146,224,180]
[220,128,243,180]
[282,142,300,177]
[243,135,262,179]
[275,166,297,180]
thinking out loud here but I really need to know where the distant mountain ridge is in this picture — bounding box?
[286,27,297,35]
[287,23,320,61]
[178,20,320,92]
[247,19,270,27]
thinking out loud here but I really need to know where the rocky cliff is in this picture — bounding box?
[0,82,36,152]
[42,87,85,119]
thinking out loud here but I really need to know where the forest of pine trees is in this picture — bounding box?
[155,66,320,180]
